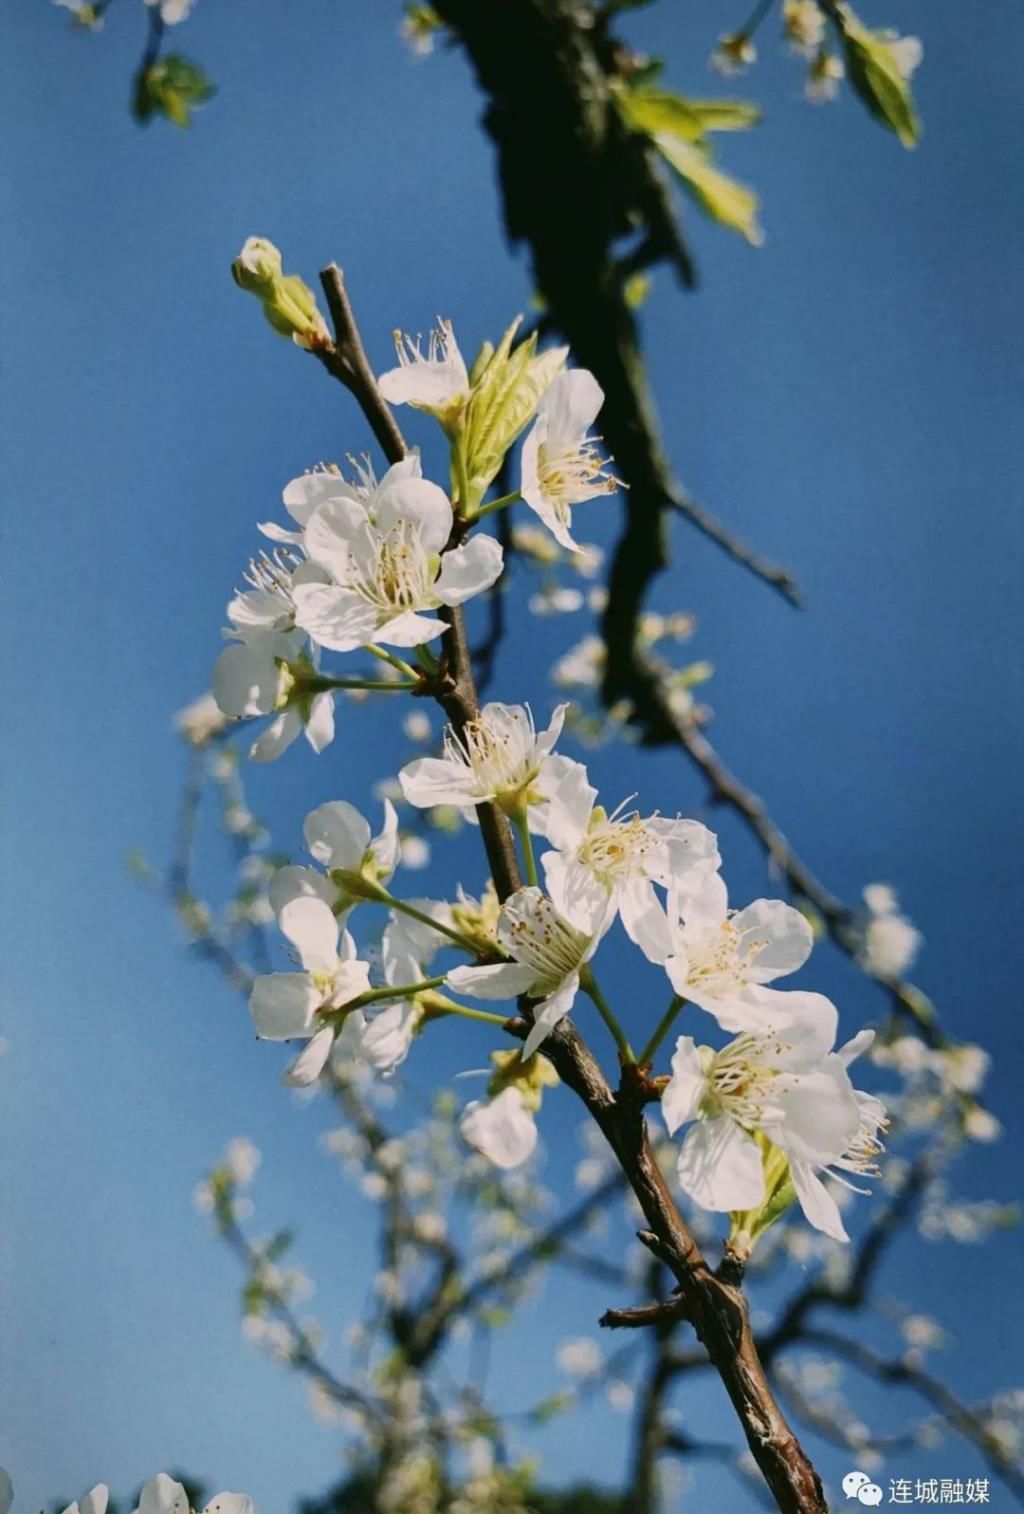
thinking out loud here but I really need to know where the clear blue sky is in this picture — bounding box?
[1,1,1021,1509]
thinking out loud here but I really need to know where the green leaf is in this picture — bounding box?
[837,12,921,148]
[617,86,761,141]
[652,133,762,246]
[133,54,216,129]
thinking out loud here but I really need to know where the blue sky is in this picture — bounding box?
[1,0,1022,1508]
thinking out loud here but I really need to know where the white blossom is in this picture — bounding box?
[377,318,470,424]
[858,883,922,980]
[134,1476,252,1514]
[250,897,372,1086]
[448,886,610,1058]
[661,999,861,1225]
[60,1487,109,1514]
[268,799,399,923]
[293,469,501,650]
[144,0,196,25]
[400,702,565,812]
[534,754,720,950]
[785,1030,889,1242]
[647,873,820,1033]
[557,1338,603,1378]
[174,691,229,746]
[782,0,825,56]
[520,369,614,551]
[460,1085,538,1169]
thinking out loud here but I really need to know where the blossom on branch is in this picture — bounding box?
[250,897,372,1085]
[534,754,720,949]
[378,318,470,428]
[448,886,610,1058]
[520,369,616,552]
[662,1000,863,1227]
[399,702,566,815]
[293,471,502,650]
[646,873,820,1032]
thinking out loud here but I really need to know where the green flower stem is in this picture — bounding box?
[316,676,418,692]
[366,643,420,681]
[638,995,685,1068]
[378,891,483,957]
[347,975,449,1011]
[470,490,521,522]
[428,995,512,1027]
[512,807,538,886]
[580,966,635,1064]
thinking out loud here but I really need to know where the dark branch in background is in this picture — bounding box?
[433,0,954,1068]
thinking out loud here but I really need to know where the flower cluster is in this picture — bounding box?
[215,296,887,1254]
[0,1475,250,1514]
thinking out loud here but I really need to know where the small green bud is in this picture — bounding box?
[231,237,283,292]
[727,1133,796,1260]
[487,1048,559,1111]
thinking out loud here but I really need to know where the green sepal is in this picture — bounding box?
[727,1132,797,1260]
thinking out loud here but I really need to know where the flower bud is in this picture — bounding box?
[231,236,283,292]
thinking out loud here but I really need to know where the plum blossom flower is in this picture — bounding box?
[520,369,615,552]
[133,1476,252,1514]
[647,874,820,1033]
[459,1048,559,1169]
[268,799,399,926]
[250,897,372,1086]
[534,755,720,951]
[782,0,825,56]
[785,1029,888,1242]
[377,318,470,426]
[460,1085,538,1168]
[448,886,611,1058]
[212,635,336,762]
[60,1487,109,1514]
[712,32,756,74]
[661,1000,861,1223]
[400,702,566,814]
[144,0,196,25]
[293,471,502,650]
[857,883,922,980]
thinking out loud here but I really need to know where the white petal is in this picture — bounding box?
[837,1028,875,1067]
[661,1036,706,1134]
[279,896,339,973]
[269,864,338,917]
[679,872,729,929]
[304,800,371,870]
[212,642,282,718]
[522,973,579,1059]
[541,368,604,449]
[250,973,320,1040]
[283,470,359,525]
[80,1488,109,1514]
[378,361,466,412]
[282,1025,334,1086]
[460,1087,538,1169]
[447,962,536,1001]
[371,799,400,876]
[521,482,580,553]
[400,755,482,808]
[258,520,303,546]
[200,1497,255,1514]
[709,985,838,1044]
[303,497,371,577]
[789,1158,849,1242]
[676,1116,764,1212]
[647,818,721,893]
[360,1002,419,1074]
[303,691,336,754]
[731,899,813,983]
[535,755,594,850]
[250,709,302,763]
[435,535,504,605]
[375,475,453,556]
[542,851,609,937]
[135,1478,190,1514]
[620,878,674,965]
[375,609,447,646]
[292,583,379,653]
[772,1064,861,1165]
[382,900,452,982]
[537,702,568,757]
